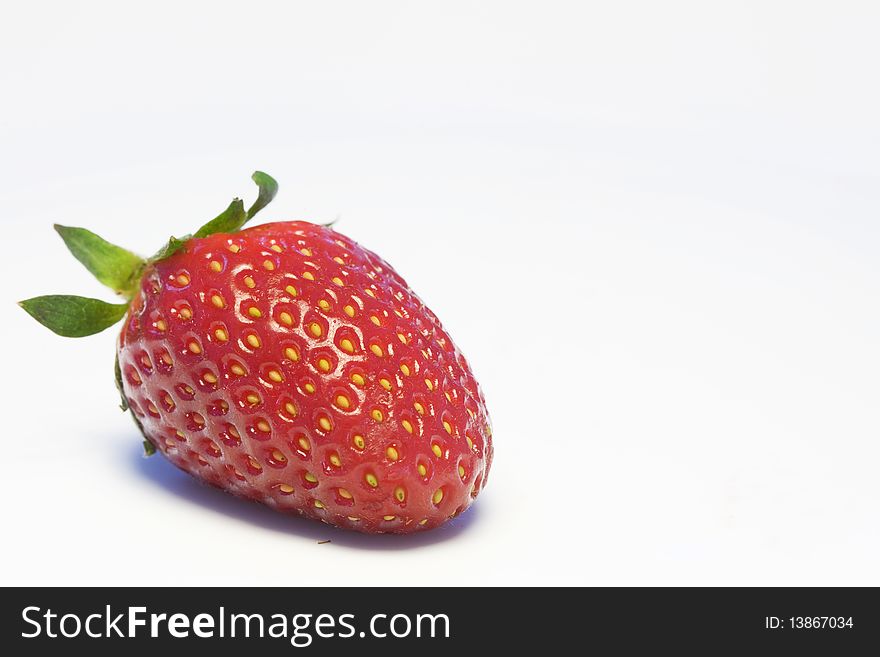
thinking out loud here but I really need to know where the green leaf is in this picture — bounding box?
[54,225,145,297]
[247,170,279,220]
[151,235,190,261]
[193,198,246,239]
[150,170,280,264]
[191,171,278,240]
[19,295,129,337]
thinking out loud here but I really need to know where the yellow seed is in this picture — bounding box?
[182,385,194,395]
[230,363,246,376]
[419,519,428,526]
[267,370,283,383]
[246,334,261,348]
[414,402,425,415]
[304,472,318,483]
[332,276,344,287]
[228,426,240,439]
[246,456,260,470]
[285,402,298,417]
[209,260,222,272]
[147,402,158,414]
[277,484,294,494]
[297,436,310,451]
[417,464,427,477]
[318,299,330,311]
[466,436,474,450]
[333,256,345,265]
[301,248,313,257]
[188,341,202,354]
[246,307,261,319]
[443,420,453,435]
[380,378,392,391]
[178,307,192,320]
[343,305,355,317]
[155,319,167,332]
[402,419,413,434]
[365,473,378,487]
[386,446,399,461]
[339,338,354,354]
[425,378,434,391]
[203,372,217,384]
[256,420,271,433]
[371,409,384,422]
[284,347,299,361]
[432,488,444,504]
[394,487,406,502]
[329,452,342,467]
[400,363,410,376]
[285,284,298,297]
[317,358,331,373]
[351,373,365,387]
[263,259,275,271]
[336,395,350,410]
[309,322,323,338]
[313,499,324,509]
[246,393,260,405]
[304,383,316,394]
[176,274,190,286]
[214,328,228,341]
[370,315,381,326]
[353,435,365,450]
[370,344,384,357]
[383,515,396,521]
[348,516,360,521]
[211,294,225,308]
[278,311,293,326]
[302,271,315,281]
[243,276,256,289]
[397,333,408,344]
[365,289,376,298]
[459,464,466,478]
[227,243,240,253]
[161,353,173,366]
[432,444,442,458]
[270,244,283,253]
[318,416,332,432]
[338,488,353,499]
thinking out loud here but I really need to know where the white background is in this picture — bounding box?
[1,1,879,586]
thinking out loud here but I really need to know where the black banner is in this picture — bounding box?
[2,587,877,653]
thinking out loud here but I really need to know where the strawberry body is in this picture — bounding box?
[116,221,492,533]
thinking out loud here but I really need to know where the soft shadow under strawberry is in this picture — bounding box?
[128,442,481,551]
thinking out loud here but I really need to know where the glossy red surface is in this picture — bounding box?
[117,222,492,533]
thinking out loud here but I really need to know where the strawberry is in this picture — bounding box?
[20,172,492,534]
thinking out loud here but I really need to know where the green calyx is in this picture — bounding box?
[18,171,278,338]
[19,296,130,337]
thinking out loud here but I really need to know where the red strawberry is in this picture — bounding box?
[20,172,492,534]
